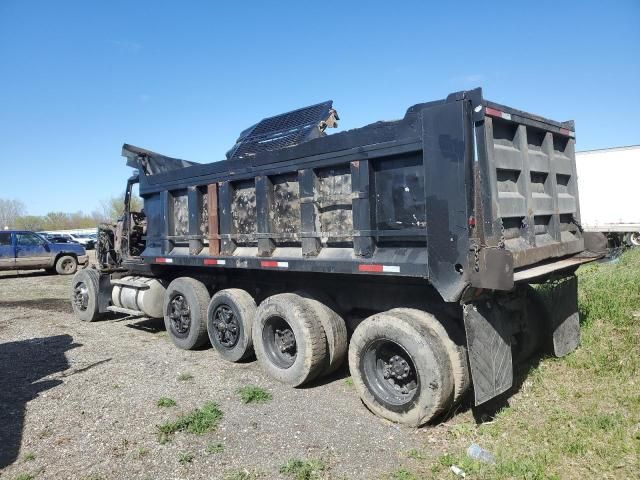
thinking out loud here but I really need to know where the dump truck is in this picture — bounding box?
[70,88,597,426]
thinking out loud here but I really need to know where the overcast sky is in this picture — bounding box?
[0,0,638,215]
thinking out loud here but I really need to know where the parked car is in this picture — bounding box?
[45,232,96,250]
[0,230,88,274]
[45,235,80,244]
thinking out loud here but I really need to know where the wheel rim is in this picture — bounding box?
[631,232,640,246]
[168,294,191,338]
[73,282,89,311]
[361,339,419,408]
[262,315,297,368]
[211,304,241,349]
[62,258,75,273]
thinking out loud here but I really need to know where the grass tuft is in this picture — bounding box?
[137,447,149,458]
[178,452,194,465]
[14,475,34,480]
[279,458,326,480]
[157,402,223,443]
[224,470,258,480]
[237,385,272,404]
[206,442,224,454]
[406,448,426,460]
[177,373,194,381]
[23,452,36,462]
[157,397,177,407]
[389,468,418,480]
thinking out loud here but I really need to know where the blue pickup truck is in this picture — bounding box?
[0,230,88,275]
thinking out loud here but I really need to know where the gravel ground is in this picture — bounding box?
[0,257,451,480]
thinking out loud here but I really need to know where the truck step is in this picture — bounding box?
[107,305,145,316]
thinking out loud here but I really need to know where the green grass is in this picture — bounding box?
[156,397,177,407]
[13,475,34,480]
[137,447,149,458]
[23,452,35,462]
[405,448,426,460]
[157,402,223,443]
[177,373,194,381]
[178,452,194,465]
[389,468,418,480]
[224,470,259,480]
[206,442,224,454]
[392,248,640,479]
[279,458,326,480]
[237,385,272,404]
[344,377,354,387]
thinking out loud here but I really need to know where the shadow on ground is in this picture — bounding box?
[0,298,72,314]
[124,317,166,334]
[0,335,79,468]
[0,271,53,280]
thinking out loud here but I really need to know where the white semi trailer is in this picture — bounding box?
[576,145,640,246]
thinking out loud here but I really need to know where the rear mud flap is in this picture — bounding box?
[463,302,513,406]
[536,275,580,357]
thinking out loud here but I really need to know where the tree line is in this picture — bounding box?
[0,194,142,231]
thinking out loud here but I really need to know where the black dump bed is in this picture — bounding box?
[124,88,585,302]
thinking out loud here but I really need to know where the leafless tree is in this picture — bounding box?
[0,198,26,229]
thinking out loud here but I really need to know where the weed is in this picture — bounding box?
[206,442,224,454]
[344,377,354,387]
[157,402,223,443]
[389,468,417,480]
[137,447,149,457]
[237,385,272,404]
[178,452,194,465]
[406,448,426,460]
[23,452,36,462]
[177,373,194,381]
[14,475,34,480]
[157,397,177,407]
[223,470,258,480]
[279,458,326,480]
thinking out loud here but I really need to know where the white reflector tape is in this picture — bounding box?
[485,107,511,121]
[260,261,289,268]
[204,259,226,266]
[382,265,400,273]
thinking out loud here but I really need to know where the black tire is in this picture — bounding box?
[253,293,327,387]
[207,288,257,362]
[70,269,102,322]
[390,308,470,406]
[55,255,77,275]
[624,232,640,247]
[295,291,348,375]
[348,310,454,426]
[163,277,210,350]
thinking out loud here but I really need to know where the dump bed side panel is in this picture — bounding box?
[137,111,436,283]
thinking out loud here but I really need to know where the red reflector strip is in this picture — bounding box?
[484,107,511,121]
[358,264,400,273]
[155,257,173,263]
[204,259,226,266]
[260,261,288,268]
[559,128,575,138]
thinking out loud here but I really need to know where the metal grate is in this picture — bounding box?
[226,101,336,160]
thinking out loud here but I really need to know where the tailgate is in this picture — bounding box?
[477,100,583,269]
